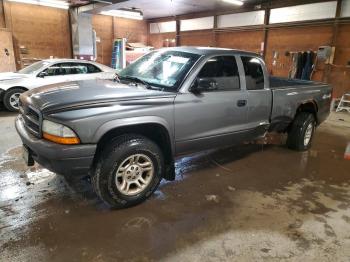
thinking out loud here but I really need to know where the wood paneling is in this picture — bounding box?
[216,30,264,53]
[92,15,113,66]
[4,2,71,68]
[179,29,214,46]
[113,17,148,44]
[333,24,350,66]
[328,24,350,98]
[92,16,149,66]
[265,26,333,81]
[0,0,5,28]
[0,29,16,72]
[149,32,176,49]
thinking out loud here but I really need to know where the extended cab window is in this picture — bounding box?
[197,56,240,91]
[241,56,265,90]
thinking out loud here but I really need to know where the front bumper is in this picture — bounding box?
[15,115,97,176]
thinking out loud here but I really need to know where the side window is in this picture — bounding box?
[87,64,102,73]
[241,56,265,90]
[42,64,62,76]
[69,63,88,74]
[197,56,240,91]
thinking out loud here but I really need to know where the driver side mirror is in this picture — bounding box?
[38,71,48,78]
[191,78,218,93]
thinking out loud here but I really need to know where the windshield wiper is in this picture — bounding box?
[119,75,153,90]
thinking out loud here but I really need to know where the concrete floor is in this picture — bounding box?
[0,111,350,262]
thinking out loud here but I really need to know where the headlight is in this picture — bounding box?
[42,120,80,145]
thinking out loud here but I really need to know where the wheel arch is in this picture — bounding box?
[2,86,28,110]
[5,86,28,93]
[296,100,318,124]
[93,119,175,181]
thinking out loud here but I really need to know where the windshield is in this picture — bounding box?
[18,61,51,74]
[118,50,200,90]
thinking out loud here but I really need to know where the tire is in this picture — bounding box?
[3,88,25,112]
[91,134,164,208]
[286,112,316,151]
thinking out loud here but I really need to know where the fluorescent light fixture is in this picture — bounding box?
[8,0,69,9]
[222,0,244,6]
[100,9,143,20]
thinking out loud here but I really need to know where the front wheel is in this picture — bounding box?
[91,135,164,208]
[3,88,25,112]
[286,112,316,151]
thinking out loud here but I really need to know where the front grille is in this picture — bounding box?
[20,104,41,138]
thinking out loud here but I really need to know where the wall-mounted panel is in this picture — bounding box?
[217,10,265,28]
[270,1,337,24]
[180,16,214,32]
[150,21,176,34]
[341,0,350,17]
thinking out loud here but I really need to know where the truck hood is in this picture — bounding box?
[0,72,30,82]
[21,79,176,113]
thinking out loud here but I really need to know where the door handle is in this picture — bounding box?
[237,100,247,107]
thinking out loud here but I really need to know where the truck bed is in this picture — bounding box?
[269,76,332,132]
[269,76,323,89]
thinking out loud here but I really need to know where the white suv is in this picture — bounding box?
[0,59,117,111]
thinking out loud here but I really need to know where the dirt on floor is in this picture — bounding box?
[0,112,350,262]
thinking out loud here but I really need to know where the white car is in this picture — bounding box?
[0,59,117,111]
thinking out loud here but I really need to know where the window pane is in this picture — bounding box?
[241,56,265,90]
[87,64,101,73]
[45,64,61,76]
[197,56,240,91]
[71,63,88,74]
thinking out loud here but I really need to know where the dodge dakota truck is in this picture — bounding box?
[15,47,332,208]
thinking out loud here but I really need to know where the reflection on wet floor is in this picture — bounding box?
[0,122,350,261]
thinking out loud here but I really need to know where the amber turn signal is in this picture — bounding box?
[43,132,80,145]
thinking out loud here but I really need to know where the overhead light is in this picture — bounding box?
[7,0,69,9]
[222,0,244,6]
[100,9,143,20]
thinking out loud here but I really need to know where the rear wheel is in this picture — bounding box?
[286,112,316,151]
[4,88,25,112]
[91,135,164,208]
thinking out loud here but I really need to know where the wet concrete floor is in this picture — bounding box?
[1,111,350,261]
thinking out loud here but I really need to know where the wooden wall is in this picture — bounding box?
[4,2,71,68]
[265,26,333,81]
[179,30,215,46]
[328,24,350,98]
[216,30,264,53]
[0,29,16,72]
[149,32,176,49]
[92,15,113,66]
[0,0,5,28]
[92,15,148,66]
[113,17,148,44]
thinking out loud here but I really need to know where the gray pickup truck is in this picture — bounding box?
[15,47,332,208]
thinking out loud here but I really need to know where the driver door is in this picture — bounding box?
[174,55,249,155]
